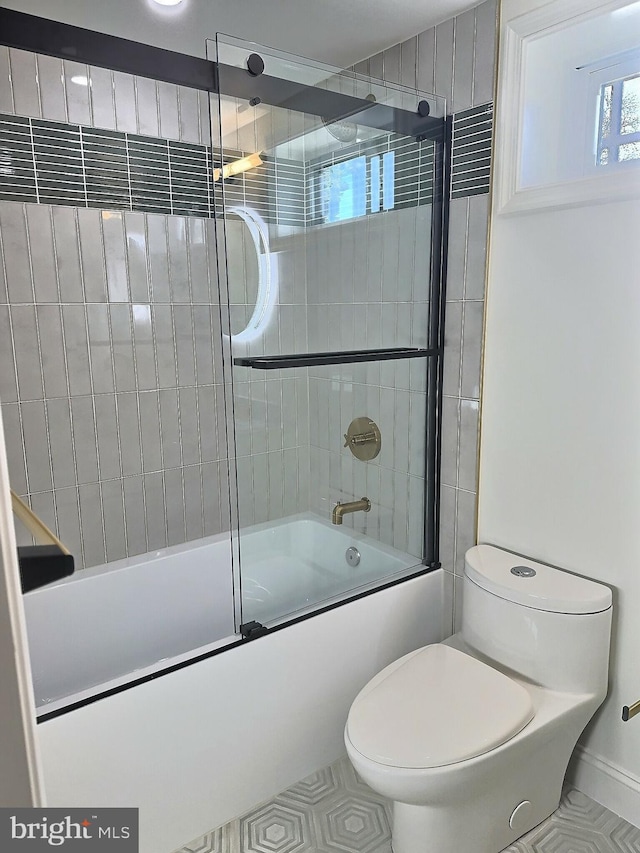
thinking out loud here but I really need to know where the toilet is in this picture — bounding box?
[344,544,613,853]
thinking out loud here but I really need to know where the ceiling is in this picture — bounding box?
[2,0,482,68]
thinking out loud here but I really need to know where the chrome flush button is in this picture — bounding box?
[511,566,537,578]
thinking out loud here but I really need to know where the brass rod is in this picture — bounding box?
[622,700,640,722]
[10,489,70,555]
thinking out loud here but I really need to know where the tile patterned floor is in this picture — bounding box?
[173,756,640,853]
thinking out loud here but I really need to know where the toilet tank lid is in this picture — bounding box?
[465,545,612,614]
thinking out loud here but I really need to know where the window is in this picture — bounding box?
[597,73,640,165]
[319,152,396,224]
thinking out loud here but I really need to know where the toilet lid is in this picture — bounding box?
[347,644,534,769]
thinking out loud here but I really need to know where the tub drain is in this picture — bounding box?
[346,546,361,567]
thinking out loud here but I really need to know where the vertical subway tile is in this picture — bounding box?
[135,76,159,137]
[78,483,105,568]
[110,304,136,392]
[440,396,460,488]
[453,9,476,114]
[164,467,185,545]
[159,388,181,469]
[400,37,417,89]
[417,28,436,95]
[71,395,99,484]
[46,398,75,489]
[86,304,115,394]
[37,54,67,122]
[439,484,457,573]
[153,304,177,388]
[198,91,212,146]
[147,215,171,302]
[138,391,163,473]
[113,71,138,133]
[435,18,455,111]
[465,193,489,300]
[157,82,180,140]
[102,212,130,302]
[197,386,217,463]
[202,461,222,536]
[54,487,82,567]
[458,398,479,492]
[446,197,469,302]
[382,43,402,85]
[36,305,68,399]
[11,305,44,401]
[442,301,462,398]
[144,471,167,550]
[172,305,196,387]
[123,474,147,557]
[394,390,411,474]
[53,207,84,303]
[21,400,52,493]
[77,207,108,302]
[193,308,214,386]
[188,217,210,303]
[473,0,497,106]
[117,392,142,476]
[62,304,92,395]
[26,205,58,303]
[64,61,92,125]
[29,490,57,540]
[131,304,156,390]
[92,394,120,481]
[124,212,150,302]
[183,464,203,541]
[101,479,127,562]
[0,47,15,113]
[1,203,32,303]
[455,488,477,575]
[178,386,199,466]
[168,216,190,302]
[0,307,17,402]
[369,52,383,81]
[461,300,484,400]
[267,451,284,520]
[178,86,201,144]
[1,403,28,494]
[89,66,116,130]
[9,49,41,118]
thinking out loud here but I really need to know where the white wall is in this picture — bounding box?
[479,0,640,824]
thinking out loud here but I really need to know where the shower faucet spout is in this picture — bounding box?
[332,497,371,525]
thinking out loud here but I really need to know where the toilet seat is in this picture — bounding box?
[347,644,535,769]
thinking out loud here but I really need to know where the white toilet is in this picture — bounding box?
[344,544,612,853]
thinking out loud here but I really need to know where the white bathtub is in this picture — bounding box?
[25,512,421,714]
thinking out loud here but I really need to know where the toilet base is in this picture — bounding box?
[391,800,559,853]
[390,786,560,853]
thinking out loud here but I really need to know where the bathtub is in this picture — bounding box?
[25,512,421,715]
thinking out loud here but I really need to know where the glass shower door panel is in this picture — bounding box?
[211,35,444,629]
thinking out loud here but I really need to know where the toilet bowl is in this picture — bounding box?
[344,545,612,853]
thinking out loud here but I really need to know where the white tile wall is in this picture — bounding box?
[0,45,212,146]
[0,200,228,569]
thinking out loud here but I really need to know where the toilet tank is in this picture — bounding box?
[461,545,612,695]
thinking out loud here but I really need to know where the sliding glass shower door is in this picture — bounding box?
[211,36,447,631]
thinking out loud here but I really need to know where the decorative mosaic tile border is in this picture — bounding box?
[0,112,305,225]
[451,102,493,199]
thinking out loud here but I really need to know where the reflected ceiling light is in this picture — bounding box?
[213,153,264,182]
[151,0,184,5]
[71,75,88,86]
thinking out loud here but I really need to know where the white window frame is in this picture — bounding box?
[494,0,640,215]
